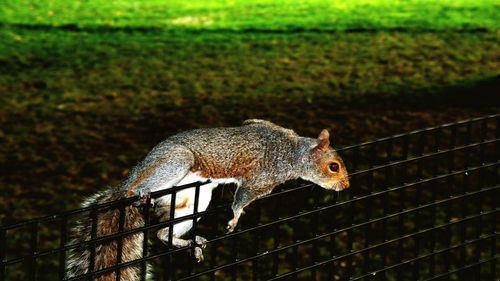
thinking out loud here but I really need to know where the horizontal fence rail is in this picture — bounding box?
[1,114,499,281]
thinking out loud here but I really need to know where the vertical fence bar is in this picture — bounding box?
[230,185,240,280]
[473,120,488,278]
[362,143,376,279]
[0,228,6,281]
[444,125,457,280]
[479,119,487,165]
[429,127,441,277]
[492,117,499,279]
[88,205,98,281]
[209,243,217,281]
[165,190,177,281]
[209,206,218,281]
[459,122,473,271]
[496,117,499,191]
[231,233,239,281]
[291,211,299,280]
[397,134,409,280]
[272,200,281,278]
[29,222,38,281]
[381,139,393,280]
[115,203,126,281]
[252,201,261,281]
[497,117,500,159]
[310,186,320,281]
[141,196,151,281]
[412,133,425,280]
[189,184,201,276]
[58,215,68,281]
[346,146,359,279]
[328,192,339,280]
[491,234,496,280]
[346,196,354,280]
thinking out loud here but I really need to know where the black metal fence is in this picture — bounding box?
[1,114,498,281]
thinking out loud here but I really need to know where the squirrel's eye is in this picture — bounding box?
[329,162,340,173]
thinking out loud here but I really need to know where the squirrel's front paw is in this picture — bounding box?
[226,219,238,233]
[195,236,208,249]
[132,189,155,207]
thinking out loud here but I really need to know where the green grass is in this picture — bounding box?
[0,0,500,114]
[1,0,498,114]
[1,29,498,114]
[2,0,499,30]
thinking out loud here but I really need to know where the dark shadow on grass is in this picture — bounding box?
[408,75,500,107]
[0,22,492,34]
[439,75,500,106]
[342,75,500,109]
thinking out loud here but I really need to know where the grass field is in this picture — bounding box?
[1,0,499,112]
[0,0,499,223]
[2,0,499,30]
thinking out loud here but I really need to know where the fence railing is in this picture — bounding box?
[1,114,498,281]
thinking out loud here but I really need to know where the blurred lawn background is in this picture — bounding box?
[0,0,499,222]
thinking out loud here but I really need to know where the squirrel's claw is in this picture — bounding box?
[226,219,238,233]
[193,247,204,262]
[195,236,208,249]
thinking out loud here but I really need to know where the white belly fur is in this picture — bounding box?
[156,172,240,218]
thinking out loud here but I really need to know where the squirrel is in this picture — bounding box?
[66,119,350,281]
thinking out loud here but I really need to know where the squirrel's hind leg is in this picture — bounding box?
[125,144,195,201]
[157,207,208,262]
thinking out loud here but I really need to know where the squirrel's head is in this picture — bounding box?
[301,129,350,191]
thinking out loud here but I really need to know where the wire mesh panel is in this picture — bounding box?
[1,114,498,281]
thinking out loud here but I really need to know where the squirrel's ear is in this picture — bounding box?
[316,129,330,151]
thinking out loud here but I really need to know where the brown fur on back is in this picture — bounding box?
[191,149,259,180]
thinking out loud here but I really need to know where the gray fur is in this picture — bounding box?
[66,119,349,280]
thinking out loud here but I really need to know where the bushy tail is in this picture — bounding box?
[66,187,146,281]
